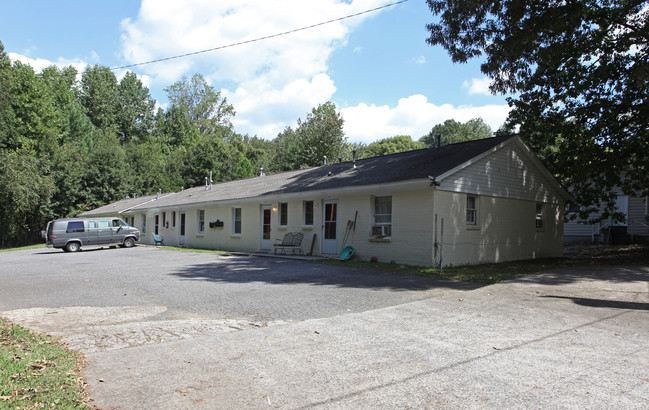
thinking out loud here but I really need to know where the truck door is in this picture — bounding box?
[111,219,128,242]
[86,221,98,244]
[96,220,112,244]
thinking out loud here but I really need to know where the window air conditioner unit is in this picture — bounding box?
[372,225,391,237]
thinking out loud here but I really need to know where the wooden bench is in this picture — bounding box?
[273,232,304,255]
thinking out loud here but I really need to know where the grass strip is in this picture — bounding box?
[316,244,649,285]
[0,244,46,253]
[157,245,228,254]
[0,317,90,408]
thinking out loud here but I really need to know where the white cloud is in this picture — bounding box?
[412,55,426,64]
[228,73,337,137]
[119,0,392,138]
[462,77,492,96]
[8,53,157,103]
[340,95,511,144]
[7,53,88,77]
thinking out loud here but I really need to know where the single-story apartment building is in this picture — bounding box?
[81,135,570,266]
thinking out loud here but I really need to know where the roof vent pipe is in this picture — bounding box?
[436,134,441,149]
[205,176,208,190]
[338,156,342,163]
[323,155,327,166]
[352,149,357,169]
[209,171,213,190]
[260,167,265,176]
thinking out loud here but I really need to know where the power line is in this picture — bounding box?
[111,0,408,71]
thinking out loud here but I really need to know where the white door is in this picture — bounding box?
[261,206,271,250]
[179,212,186,245]
[322,201,338,254]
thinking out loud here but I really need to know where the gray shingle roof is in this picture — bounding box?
[121,135,514,211]
[78,192,175,216]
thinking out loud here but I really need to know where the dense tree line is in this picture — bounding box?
[0,40,495,247]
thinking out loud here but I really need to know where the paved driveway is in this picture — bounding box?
[0,246,472,351]
[1,247,647,408]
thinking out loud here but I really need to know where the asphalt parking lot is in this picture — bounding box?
[1,246,648,408]
[0,246,470,324]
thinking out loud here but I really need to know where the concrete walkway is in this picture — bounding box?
[73,265,649,408]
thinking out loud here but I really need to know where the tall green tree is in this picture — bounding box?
[164,73,235,134]
[80,65,119,132]
[421,118,493,148]
[157,105,201,147]
[79,131,129,208]
[0,148,54,247]
[358,135,424,158]
[7,62,59,154]
[426,0,649,218]
[274,101,347,170]
[50,139,90,218]
[116,71,156,143]
[40,65,78,145]
[0,41,15,150]
[299,102,346,167]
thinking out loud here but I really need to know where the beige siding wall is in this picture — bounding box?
[432,190,564,266]
[440,142,563,204]
[564,218,598,242]
[335,190,435,266]
[178,203,262,251]
[129,211,152,244]
[132,190,438,265]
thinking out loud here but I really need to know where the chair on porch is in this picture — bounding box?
[153,234,164,246]
[273,232,294,255]
[274,232,304,255]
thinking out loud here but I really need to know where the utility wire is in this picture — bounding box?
[110,0,408,71]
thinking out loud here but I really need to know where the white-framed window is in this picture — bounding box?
[536,203,544,229]
[198,209,205,234]
[466,195,477,225]
[155,214,160,235]
[371,196,392,237]
[172,211,176,227]
[233,207,242,235]
[142,215,147,233]
[373,196,392,225]
[279,202,288,226]
[304,200,314,226]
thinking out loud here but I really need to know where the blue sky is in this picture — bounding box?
[1,0,512,144]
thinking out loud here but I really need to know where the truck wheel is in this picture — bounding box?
[122,237,135,248]
[65,242,81,252]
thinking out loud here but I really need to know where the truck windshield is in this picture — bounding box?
[113,219,128,227]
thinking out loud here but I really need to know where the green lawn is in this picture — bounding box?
[157,245,228,254]
[0,244,46,253]
[0,317,90,408]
